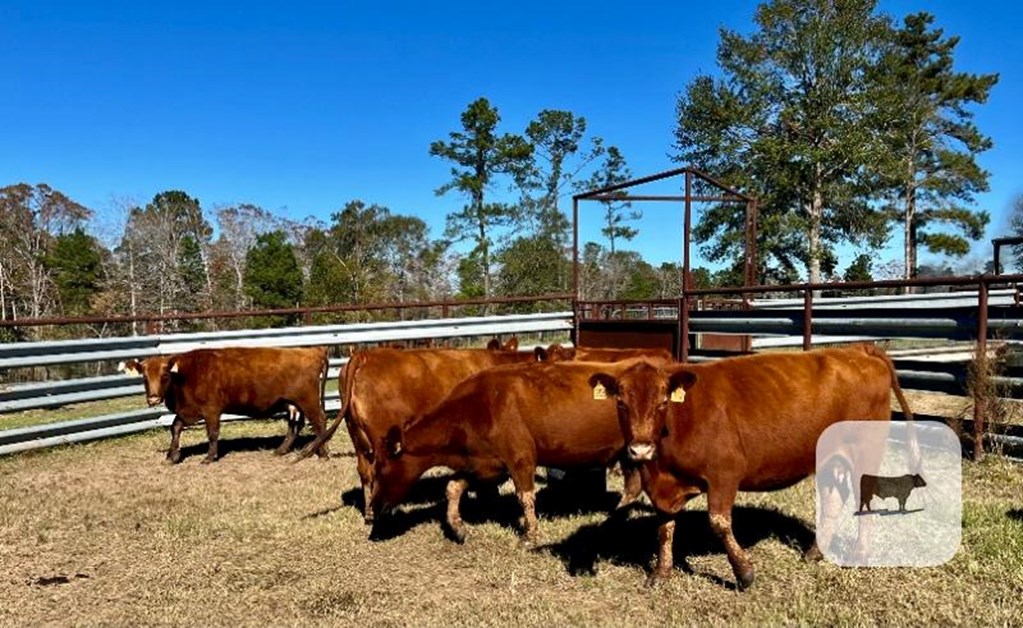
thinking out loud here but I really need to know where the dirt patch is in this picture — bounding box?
[0,421,1020,625]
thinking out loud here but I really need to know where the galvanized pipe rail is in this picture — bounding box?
[0,312,573,454]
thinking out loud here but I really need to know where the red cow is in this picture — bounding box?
[298,337,532,523]
[120,346,330,463]
[588,344,914,590]
[370,358,671,544]
[534,343,674,363]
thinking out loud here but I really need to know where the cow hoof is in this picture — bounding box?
[645,571,670,588]
[316,447,330,459]
[518,535,538,550]
[166,451,182,465]
[363,511,375,526]
[447,524,468,545]
[201,457,216,465]
[735,569,755,592]
[803,545,823,563]
[273,446,290,456]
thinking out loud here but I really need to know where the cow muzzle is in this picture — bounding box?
[627,442,655,461]
[146,395,162,407]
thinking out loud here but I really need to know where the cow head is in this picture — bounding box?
[912,473,927,488]
[118,356,176,407]
[536,343,575,363]
[487,337,519,352]
[589,362,697,462]
[370,426,412,516]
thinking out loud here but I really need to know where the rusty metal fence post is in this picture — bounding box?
[679,296,690,363]
[974,278,989,461]
[802,288,813,351]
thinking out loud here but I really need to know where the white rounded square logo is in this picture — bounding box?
[815,421,961,567]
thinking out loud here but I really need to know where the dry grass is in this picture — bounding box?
[1,421,1021,626]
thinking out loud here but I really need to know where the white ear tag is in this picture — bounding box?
[592,382,607,400]
[670,388,686,403]
[169,363,179,373]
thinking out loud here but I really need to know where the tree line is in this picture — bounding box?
[0,101,660,338]
[0,1,1004,338]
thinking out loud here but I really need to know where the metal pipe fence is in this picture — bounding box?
[579,273,1023,461]
[0,311,574,454]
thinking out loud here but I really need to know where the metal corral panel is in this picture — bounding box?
[753,288,1017,310]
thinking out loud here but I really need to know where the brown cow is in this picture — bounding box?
[120,346,330,464]
[535,343,673,363]
[859,473,926,513]
[298,337,531,523]
[589,344,914,590]
[370,358,668,544]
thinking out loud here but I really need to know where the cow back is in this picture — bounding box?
[346,347,537,449]
[665,346,895,490]
[170,346,327,416]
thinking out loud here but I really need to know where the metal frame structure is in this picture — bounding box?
[571,167,757,360]
[992,236,1023,275]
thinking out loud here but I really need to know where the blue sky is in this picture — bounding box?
[4,1,1022,274]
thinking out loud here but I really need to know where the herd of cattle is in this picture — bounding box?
[118,338,914,591]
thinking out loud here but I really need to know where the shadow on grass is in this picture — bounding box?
[176,435,283,461]
[366,475,643,542]
[540,505,814,583]
[854,508,925,517]
[1007,508,1023,522]
[173,433,352,462]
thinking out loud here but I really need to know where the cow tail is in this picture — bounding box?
[320,347,329,416]
[296,351,363,462]
[865,344,921,472]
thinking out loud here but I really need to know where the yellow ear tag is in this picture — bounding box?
[592,382,607,400]
[670,388,686,403]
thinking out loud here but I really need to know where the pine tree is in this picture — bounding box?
[430,97,533,303]
[873,12,997,279]
[674,0,891,284]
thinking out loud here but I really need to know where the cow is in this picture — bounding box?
[370,358,671,545]
[859,473,926,513]
[588,343,915,590]
[297,337,532,524]
[119,346,330,464]
[534,343,674,364]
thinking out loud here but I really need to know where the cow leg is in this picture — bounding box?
[444,477,471,543]
[304,402,330,459]
[275,408,303,455]
[808,476,845,562]
[202,413,221,464]
[355,450,376,524]
[646,513,676,586]
[510,466,539,546]
[166,416,185,464]
[707,486,754,591]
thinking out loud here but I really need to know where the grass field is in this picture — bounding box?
[1,420,1021,626]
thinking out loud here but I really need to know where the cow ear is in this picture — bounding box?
[588,373,619,400]
[502,337,519,352]
[534,346,548,362]
[385,425,403,458]
[486,338,501,351]
[668,369,698,403]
